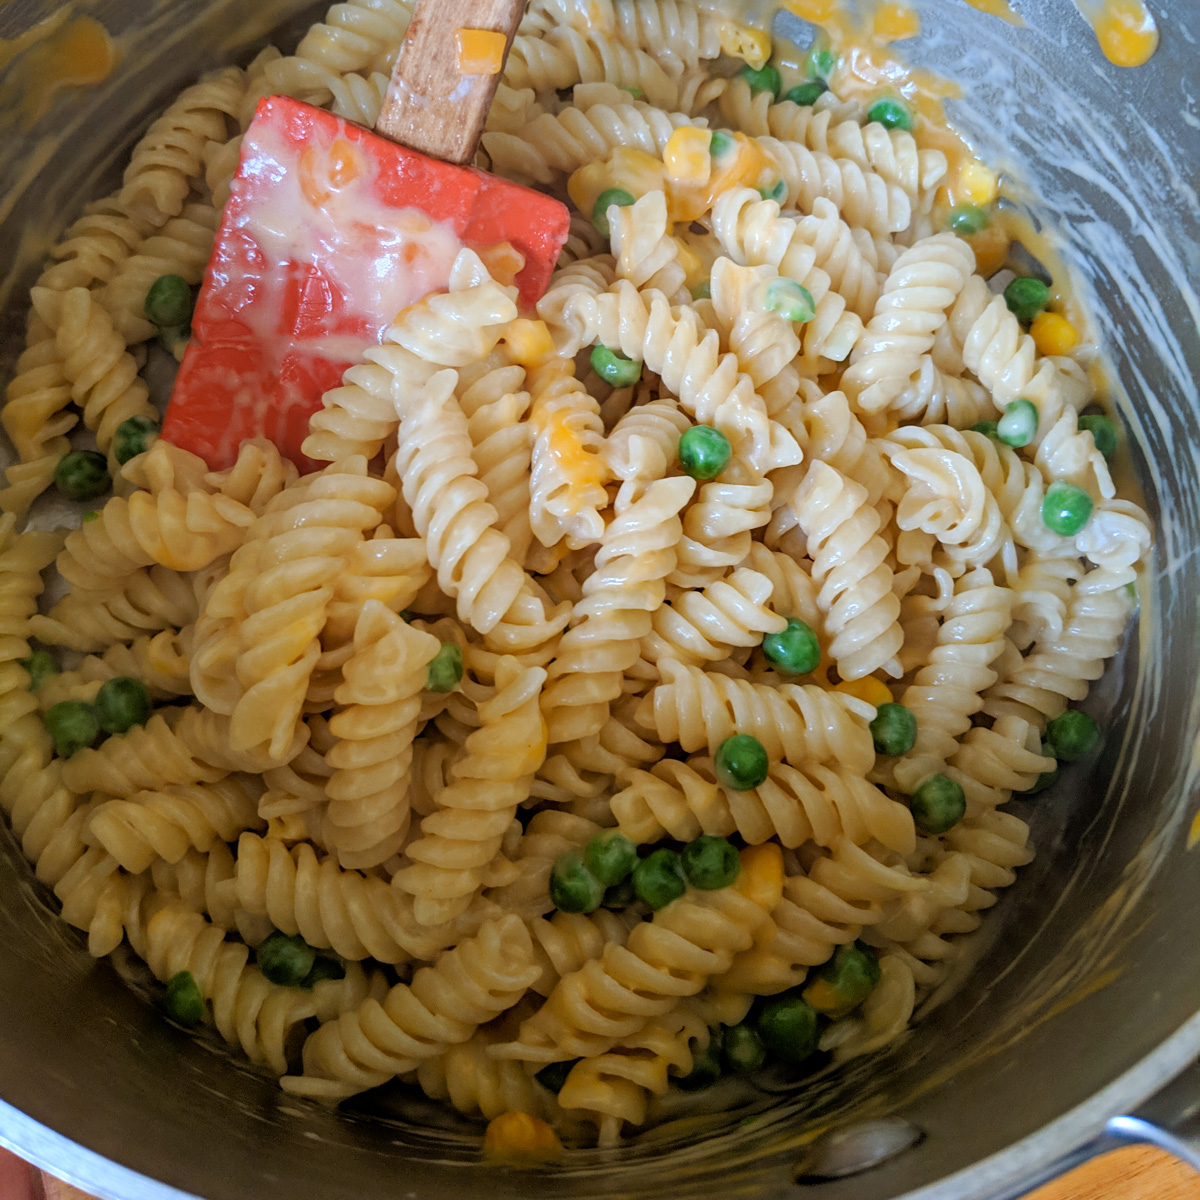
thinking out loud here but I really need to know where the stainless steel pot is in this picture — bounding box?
[1,1,1198,1197]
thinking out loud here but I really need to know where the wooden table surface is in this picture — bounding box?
[4,1144,1198,1199]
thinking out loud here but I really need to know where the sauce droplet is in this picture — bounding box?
[873,3,921,43]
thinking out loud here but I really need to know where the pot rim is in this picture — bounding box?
[3,1009,1199,1200]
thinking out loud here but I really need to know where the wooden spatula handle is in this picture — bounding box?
[376,0,527,165]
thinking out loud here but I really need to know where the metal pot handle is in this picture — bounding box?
[1099,1059,1200,1171]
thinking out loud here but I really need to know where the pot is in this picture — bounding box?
[0,1,1198,1197]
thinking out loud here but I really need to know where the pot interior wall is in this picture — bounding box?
[0,2,1198,1199]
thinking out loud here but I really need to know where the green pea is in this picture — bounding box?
[997,398,1039,448]
[676,1030,723,1090]
[44,700,100,759]
[806,43,837,81]
[144,273,193,328]
[590,344,643,387]
[1079,414,1118,457]
[681,835,741,890]
[867,97,913,131]
[756,993,820,1066]
[1020,765,1059,796]
[709,129,737,161]
[591,187,636,237]
[549,850,606,914]
[426,642,463,693]
[1004,276,1051,323]
[949,203,990,235]
[762,617,821,675]
[758,179,787,203]
[535,1059,580,1094]
[714,733,770,791]
[722,1022,766,1074]
[1044,709,1101,762]
[632,847,687,910]
[164,970,205,1025]
[1042,481,1093,536]
[678,424,732,480]
[256,931,317,987]
[22,649,59,691]
[584,830,639,887]
[802,942,882,1019]
[910,774,966,835]
[690,279,712,301]
[970,420,1001,439]
[113,415,159,466]
[738,63,782,98]
[869,702,917,757]
[301,956,346,988]
[621,86,646,99]
[81,510,99,523]
[94,676,152,734]
[602,876,637,909]
[786,80,828,107]
[54,450,110,502]
[764,277,815,323]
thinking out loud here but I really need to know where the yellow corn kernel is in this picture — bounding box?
[784,0,836,22]
[958,159,998,207]
[567,147,665,220]
[873,2,920,43]
[736,843,784,912]
[720,21,772,69]
[834,675,894,708]
[664,127,713,187]
[1094,0,1158,67]
[455,28,507,75]
[1030,311,1078,356]
[483,1111,563,1162]
[503,318,554,367]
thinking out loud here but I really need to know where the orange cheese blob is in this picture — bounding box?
[1093,0,1158,67]
[483,1111,563,1162]
[783,0,837,22]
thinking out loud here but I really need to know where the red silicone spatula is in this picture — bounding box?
[163,0,569,472]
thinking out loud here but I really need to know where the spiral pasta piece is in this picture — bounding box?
[586,281,802,474]
[491,883,772,1062]
[323,602,440,869]
[541,476,694,743]
[602,396,690,504]
[100,202,221,343]
[639,659,875,771]
[416,1024,555,1122]
[86,777,264,874]
[636,566,784,678]
[757,135,911,237]
[231,832,499,963]
[614,756,913,853]
[791,461,904,680]
[283,914,540,1100]
[841,233,977,414]
[529,909,638,996]
[486,810,604,919]
[394,658,547,924]
[485,95,696,184]
[34,192,151,293]
[136,901,384,1076]
[31,563,196,652]
[557,998,711,1144]
[120,67,245,226]
[891,569,1014,794]
[303,251,518,463]
[709,188,867,363]
[528,356,611,551]
[610,190,688,301]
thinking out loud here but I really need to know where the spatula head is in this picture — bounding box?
[163,95,569,471]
